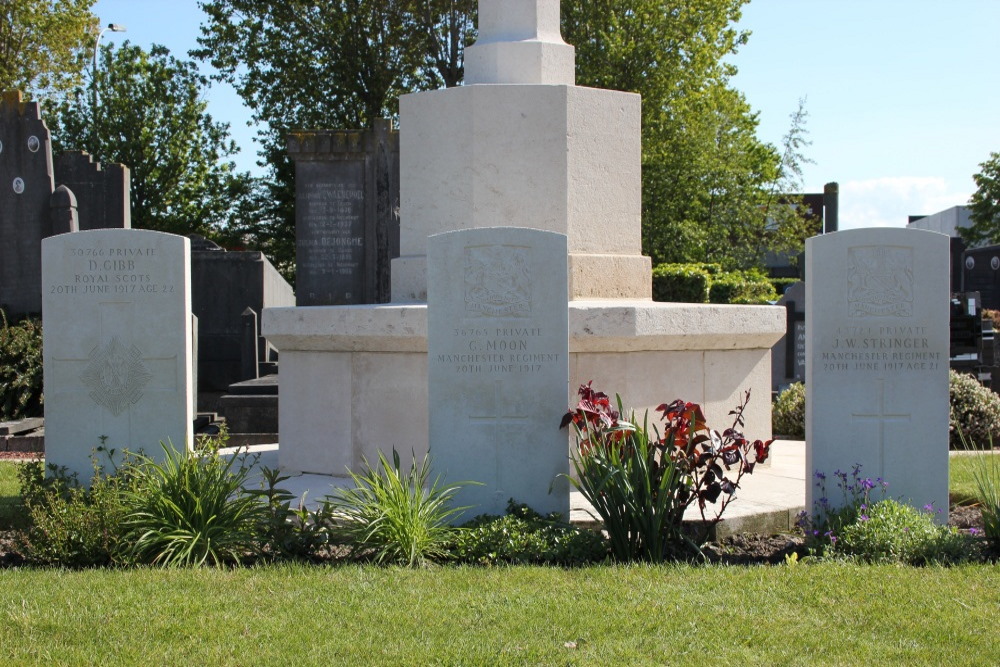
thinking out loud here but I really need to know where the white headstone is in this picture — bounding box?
[428,227,569,518]
[806,228,949,518]
[42,229,193,479]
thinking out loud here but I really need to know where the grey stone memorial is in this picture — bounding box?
[806,228,949,518]
[771,281,806,391]
[0,90,55,317]
[189,237,294,393]
[428,227,569,518]
[287,120,399,306]
[54,150,131,231]
[42,229,194,479]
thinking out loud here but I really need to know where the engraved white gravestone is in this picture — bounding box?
[806,228,949,518]
[428,227,569,518]
[42,229,193,479]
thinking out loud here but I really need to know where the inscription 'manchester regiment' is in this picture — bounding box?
[847,246,913,318]
[80,336,153,416]
[465,244,531,317]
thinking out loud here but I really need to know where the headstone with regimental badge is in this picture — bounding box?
[806,228,949,519]
[427,227,569,519]
[42,229,193,479]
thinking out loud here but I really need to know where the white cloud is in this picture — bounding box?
[836,177,972,230]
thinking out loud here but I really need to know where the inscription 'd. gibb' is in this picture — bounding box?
[847,245,913,318]
[464,244,531,317]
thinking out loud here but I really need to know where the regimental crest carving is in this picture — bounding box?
[847,246,914,318]
[80,337,153,416]
[464,244,532,317]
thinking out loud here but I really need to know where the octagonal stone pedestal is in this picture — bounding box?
[263,301,784,476]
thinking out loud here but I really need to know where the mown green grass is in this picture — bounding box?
[0,460,26,529]
[950,452,1000,505]
[0,563,997,665]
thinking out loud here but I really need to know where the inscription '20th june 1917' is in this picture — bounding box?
[48,246,176,296]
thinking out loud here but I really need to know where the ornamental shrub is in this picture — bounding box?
[450,500,608,565]
[0,311,43,420]
[708,271,778,305]
[561,383,771,562]
[17,457,133,567]
[772,382,805,439]
[834,498,976,565]
[651,264,711,303]
[948,369,1000,450]
[769,277,800,297]
[326,449,471,567]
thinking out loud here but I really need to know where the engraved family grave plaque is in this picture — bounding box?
[428,227,569,518]
[42,229,194,479]
[806,228,949,518]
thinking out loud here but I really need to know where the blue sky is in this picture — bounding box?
[91,0,1000,230]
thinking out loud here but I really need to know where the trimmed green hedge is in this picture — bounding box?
[651,264,711,303]
[708,272,778,305]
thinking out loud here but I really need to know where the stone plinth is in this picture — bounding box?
[392,84,649,302]
[263,302,783,477]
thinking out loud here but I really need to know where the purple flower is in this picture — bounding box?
[859,514,869,522]
[860,504,867,511]
[814,471,827,481]
[923,503,935,513]
[970,528,982,536]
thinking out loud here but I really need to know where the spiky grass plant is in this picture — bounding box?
[121,442,267,567]
[327,450,470,567]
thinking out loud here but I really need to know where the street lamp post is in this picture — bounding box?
[91,23,126,156]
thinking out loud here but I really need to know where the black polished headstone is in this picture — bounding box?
[287,120,399,306]
[0,90,55,318]
[771,281,806,391]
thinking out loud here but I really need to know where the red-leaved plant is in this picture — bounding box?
[560,382,771,561]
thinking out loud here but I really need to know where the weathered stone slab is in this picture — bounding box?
[428,227,568,518]
[806,228,949,518]
[771,281,806,391]
[42,229,193,479]
[54,150,131,231]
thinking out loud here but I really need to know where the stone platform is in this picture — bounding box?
[224,439,807,538]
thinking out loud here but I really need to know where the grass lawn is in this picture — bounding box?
[0,458,998,665]
[1,563,998,665]
[950,452,1000,505]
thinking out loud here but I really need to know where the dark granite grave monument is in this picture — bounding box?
[54,150,131,230]
[0,91,55,318]
[189,236,294,394]
[287,120,399,306]
[771,281,806,391]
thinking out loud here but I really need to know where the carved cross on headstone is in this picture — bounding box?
[850,378,912,478]
[468,379,532,498]
[48,301,180,420]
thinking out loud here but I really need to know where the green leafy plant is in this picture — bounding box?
[561,383,771,562]
[797,464,888,554]
[249,466,335,560]
[450,500,608,566]
[17,458,132,566]
[834,498,976,565]
[326,449,471,567]
[772,382,805,438]
[956,432,1000,541]
[0,311,43,420]
[651,263,711,303]
[949,369,1000,450]
[121,442,267,567]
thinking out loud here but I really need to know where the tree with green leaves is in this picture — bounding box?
[960,152,1000,247]
[563,0,818,269]
[47,42,252,239]
[0,0,97,100]
[197,0,815,272]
